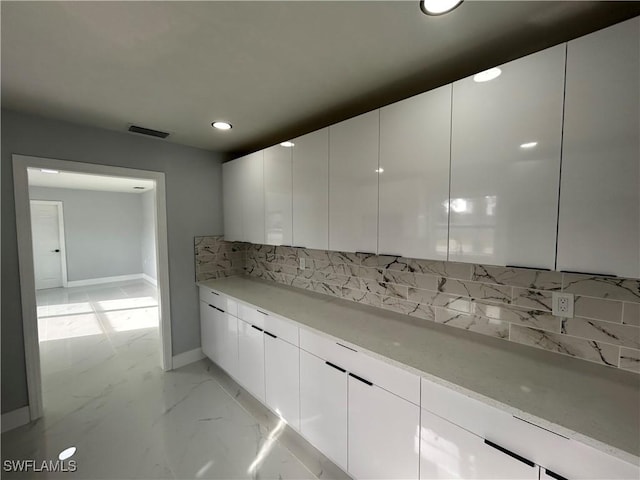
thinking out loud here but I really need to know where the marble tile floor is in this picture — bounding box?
[2,280,348,479]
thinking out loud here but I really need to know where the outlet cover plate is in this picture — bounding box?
[552,292,574,318]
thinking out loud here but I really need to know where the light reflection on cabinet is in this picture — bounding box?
[449,44,566,269]
[378,85,451,260]
[264,144,292,246]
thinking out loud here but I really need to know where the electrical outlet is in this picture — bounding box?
[299,257,305,271]
[552,292,574,318]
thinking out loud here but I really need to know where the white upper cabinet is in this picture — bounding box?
[557,17,640,278]
[329,111,379,254]
[222,159,243,241]
[240,151,265,245]
[449,45,566,269]
[264,145,292,246]
[292,128,329,250]
[379,85,451,259]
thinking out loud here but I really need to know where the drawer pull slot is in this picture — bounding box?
[336,342,357,352]
[264,331,277,339]
[325,361,346,373]
[257,309,269,316]
[349,372,373,386]
[544,469,568,480]
[251,325,263,332]
[483,439,535,468]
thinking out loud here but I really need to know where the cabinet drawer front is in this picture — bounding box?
[237,303,267,329]
[421,378,640,479]
[264,314,299,346]
[299,327,358,369]
[300,328,419,404]
[420,408,538,479]
[199,286,238,317]
[348,350,419,406]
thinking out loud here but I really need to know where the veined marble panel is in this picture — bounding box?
[512,288,554,312]
[509,325,620,367]
[437,278,512,305]
[573,295,623,324]
[623,302,640,327]
[619,348,640,373]
[472,265,562,290]
[561,317,640,349]
[342,287,382,307]
[562,274,640,303]
[435,308,509,339]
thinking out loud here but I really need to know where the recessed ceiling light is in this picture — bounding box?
[473,67,502,83]
[420,0,463,16]
[280,141,295,148]
[520,142,538,149]
[58,447,76,461]
[212,121,232,130]
[40,169,59,174]
[375,168,384,173]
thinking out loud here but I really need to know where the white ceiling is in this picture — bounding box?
[2,2,638,155]
[28,168,155,193]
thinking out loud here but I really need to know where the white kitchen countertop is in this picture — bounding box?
[198,276,640,465]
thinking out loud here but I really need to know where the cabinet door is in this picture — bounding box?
[292,128,329,250]
[239,151,265,244]
[348,374,420,479]
[237,319,265,402]
[420,408,538,479]
[299,350,347,470]
[264,145,292,246]
[222,159,243,241]
[557,18,640,278]
[449,45,565,269]
[379,85,451,259]
[264,334,299,429]
[199,301,217,362]
[329,111,379,253]
[217,312,239,379]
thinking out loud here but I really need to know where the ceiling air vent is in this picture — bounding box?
[128,125,169,139]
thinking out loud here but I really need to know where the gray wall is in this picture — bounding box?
[141,189,158,281]
[1,109,223,413]
[29,186,144,282]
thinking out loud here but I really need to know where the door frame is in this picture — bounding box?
[29,200,69,289]
[13,154,174,421]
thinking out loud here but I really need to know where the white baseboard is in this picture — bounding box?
[1,406,30,433]
[172,348,205,370]
[142,274,158,286]
[67,273,144,287]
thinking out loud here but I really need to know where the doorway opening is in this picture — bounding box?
[13,155,173,421]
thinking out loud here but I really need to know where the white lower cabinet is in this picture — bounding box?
[201,290,637,480]
[264,333,300,430]
[420,408,538,479]
[237,319,266,402]
[214,311,239,378]
[199,301,216,362]
[348,373,420,480]
[299,350,348,471]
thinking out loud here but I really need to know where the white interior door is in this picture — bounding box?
[30,201,66,290]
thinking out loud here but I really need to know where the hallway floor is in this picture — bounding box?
[2,280,339,479]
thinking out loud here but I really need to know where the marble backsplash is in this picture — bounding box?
[195,236,640,374]
[194,236,247,282]
[244,244,640,374]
